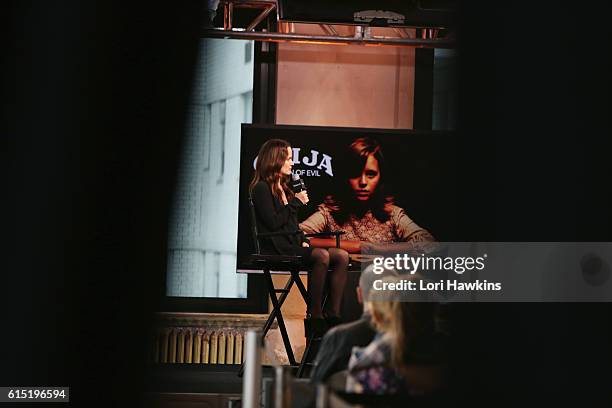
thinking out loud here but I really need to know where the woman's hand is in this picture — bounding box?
[295,190,309,205]
[302,242,310,247]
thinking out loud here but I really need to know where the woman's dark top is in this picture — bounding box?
[251,180,311,257]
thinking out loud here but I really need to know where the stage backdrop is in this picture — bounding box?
[237,124,458,270]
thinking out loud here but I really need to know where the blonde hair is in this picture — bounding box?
[369,281,435,369]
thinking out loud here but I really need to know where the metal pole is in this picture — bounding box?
[242,330,262,408]
[224,2,233,30]
[201,29,455,48]
[246,5,275,31]
[315,384,328,408]
[273,366,292,408]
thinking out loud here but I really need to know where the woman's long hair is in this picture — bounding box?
[370,299,436,370]
[249,139,294,202]
[325,137,393,225]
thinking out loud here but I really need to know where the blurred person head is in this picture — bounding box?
[368,275,436,370]
[357,263,398,313]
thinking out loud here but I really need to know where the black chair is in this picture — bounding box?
[241,195,345,377]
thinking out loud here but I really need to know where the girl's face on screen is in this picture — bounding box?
[348,154,380,202]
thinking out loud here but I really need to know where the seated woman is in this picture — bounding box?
[250,139,350,333]
[300,137,435,253]
[346,276,448,396]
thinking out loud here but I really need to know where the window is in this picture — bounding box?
[432,49,456,130]
[167,38,254,299]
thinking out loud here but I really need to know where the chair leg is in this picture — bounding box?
[291,268,309,306]
[297,331,316,378]
[296,271,328,378]
[260,271,295,337]
[238,268,300,377]
[264,269,297,366]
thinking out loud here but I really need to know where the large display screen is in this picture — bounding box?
[237,124,458,270]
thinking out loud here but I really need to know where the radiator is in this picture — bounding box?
[152,313,274,364]
[154,327,244,364]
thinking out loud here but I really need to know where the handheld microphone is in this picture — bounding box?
[291,173,307,193]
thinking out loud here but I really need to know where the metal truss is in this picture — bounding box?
[202,0,455,48]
